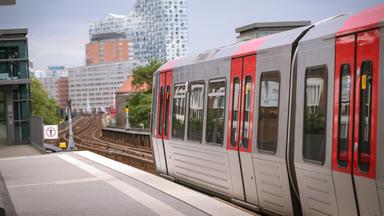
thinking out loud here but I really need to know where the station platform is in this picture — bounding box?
[0,145,42,158]
[0,151,255,216]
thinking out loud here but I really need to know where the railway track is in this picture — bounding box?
[59,115,155,173]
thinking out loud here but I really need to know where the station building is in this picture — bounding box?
[0,29,31,145]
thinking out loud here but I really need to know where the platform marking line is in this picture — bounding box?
[75,151,253,216]
[0,154,57,161]
[7,177,102,189]
[58,154,186,216]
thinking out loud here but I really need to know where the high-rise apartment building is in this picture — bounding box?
[68,61,138,112]
[89,0,189,63]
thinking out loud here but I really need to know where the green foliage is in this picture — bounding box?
[304,108,326,135]
[30,77,60,125]
[127,93,152,128]
[131,59,162,91]
[126,60,162,129]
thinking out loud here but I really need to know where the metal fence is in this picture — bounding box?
[30,116,44,150]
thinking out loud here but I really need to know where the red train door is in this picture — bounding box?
[228,55,258,205]
[333,29,381,215]
[156,71,172,174]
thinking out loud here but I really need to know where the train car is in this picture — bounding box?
[150,4,384,215]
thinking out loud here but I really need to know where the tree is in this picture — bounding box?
[30,77,60,125]
[126,93,152,128]
[127,60,162,128]
[131,59,162,91]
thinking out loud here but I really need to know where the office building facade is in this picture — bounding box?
[38,66,68,102]
[68,61,138,112]
[56,77,69,108]
[89,0,189,63]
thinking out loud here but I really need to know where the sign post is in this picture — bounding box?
[125,107,130,129]
[67,98,75,150]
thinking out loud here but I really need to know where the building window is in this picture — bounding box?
[205,79,226,145]
[257,72,280,154]
[303,66,328,164]
[187,81,205,142]
[172,83,186,139]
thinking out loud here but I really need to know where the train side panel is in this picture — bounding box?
[294,27,339,216]
[253,43,293,215]
[151,73,167,173]
[165,59,238,196]
[378,26,384,215]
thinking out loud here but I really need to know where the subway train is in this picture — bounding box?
[150,4,384,216]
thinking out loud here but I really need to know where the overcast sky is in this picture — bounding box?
[0,0,382,68]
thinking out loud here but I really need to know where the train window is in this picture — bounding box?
[337,64,351,167]
[187,81,205,142]
[358,61,373,173]
[164,86,170,136]
[242,76,252,149]
[257,72,280,154]
[303,66,327,164]
[230,77,240,147]
[206,79,226,145]
[158,86,164,136]
[172,83,187,139]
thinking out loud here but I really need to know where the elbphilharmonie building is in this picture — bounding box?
[89,0,189,63]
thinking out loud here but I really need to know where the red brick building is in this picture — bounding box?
[115,76,148,127]
[86,39,132,65]
[56,77,69,108]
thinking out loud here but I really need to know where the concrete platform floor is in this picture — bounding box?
[0,151,255,216]
[0,145,42,158]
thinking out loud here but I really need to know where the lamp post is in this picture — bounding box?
[67,98,75,150]
[125,106,130,129]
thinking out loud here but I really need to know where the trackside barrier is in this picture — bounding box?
[102,127,150,148]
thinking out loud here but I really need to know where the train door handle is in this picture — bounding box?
[353,142,358,167]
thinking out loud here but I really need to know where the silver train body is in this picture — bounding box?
[150,5,384,215]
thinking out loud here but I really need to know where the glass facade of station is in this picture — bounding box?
[0,29,31,145]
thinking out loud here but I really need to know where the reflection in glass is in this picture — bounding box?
[188,81,204,142]
[303,67,327,164]
[257,72,280,153]
[230,78,240,147]
[242,76,252,149]
[172,83,186,139]
[206,80,225,145]
[158,87,164,136]
[164,86,170,136]
[358,61,373,172]
[338,64,351,167]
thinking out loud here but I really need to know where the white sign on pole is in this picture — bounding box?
[44,125,58,139]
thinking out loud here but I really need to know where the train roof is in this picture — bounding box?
[158,4,384,73]
[301,4,384,43]
[158,26,307,72]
